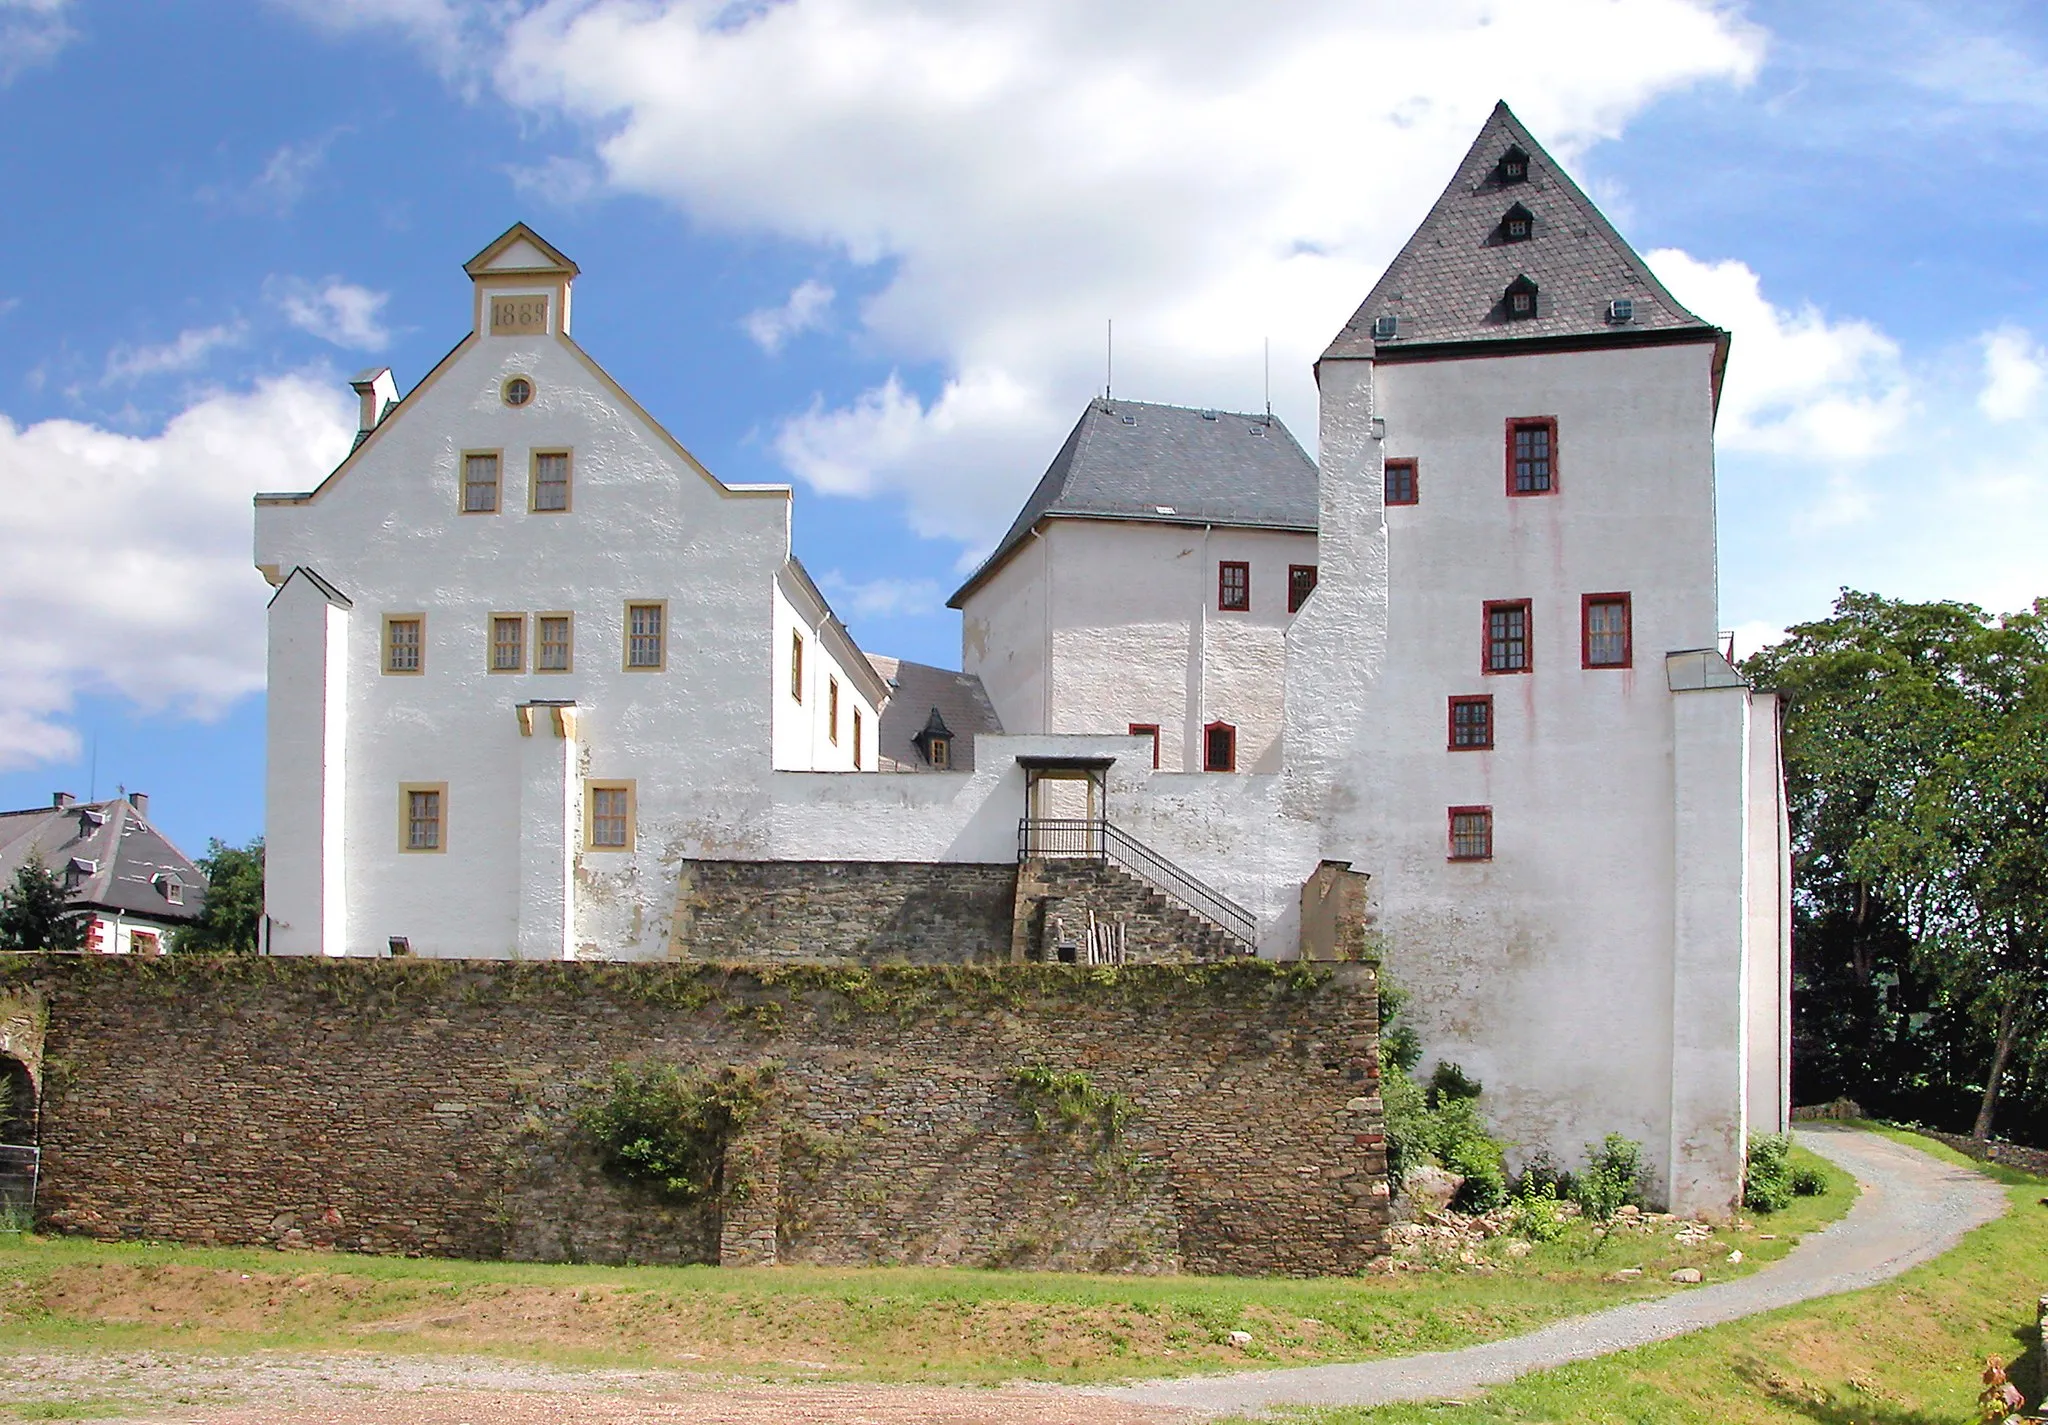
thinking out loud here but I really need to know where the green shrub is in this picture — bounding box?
[1572,1134,1647,1223]
[1790,1163,1829,1197]
[1516,1149,1576,1202]
[577,1060,776,1203]
[1010,1065,1133,1159]
[1427,1061,1482,1106]
[1433,1099,1508,1213]
[1375,986,1509,1211]
[1506,1179,1569,1242]
[1744,1131,1795,1213]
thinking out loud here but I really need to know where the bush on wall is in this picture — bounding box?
[577,1060,777,1203]
[1377,979,1509,1213]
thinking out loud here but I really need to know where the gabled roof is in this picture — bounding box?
[1323,101,1717,360]
[865,656,1004,772]
[949,398,1317,608]
[463,222,580,279]
[0,796,207,926]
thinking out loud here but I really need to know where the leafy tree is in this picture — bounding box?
[1747,591,2048,1140]
[0,856,90,953]
[180,838,261,955]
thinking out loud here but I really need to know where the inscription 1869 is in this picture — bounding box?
[490,294,549,335]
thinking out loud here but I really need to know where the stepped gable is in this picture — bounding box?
[1324,101,1718,359]
[949,397,1317,607]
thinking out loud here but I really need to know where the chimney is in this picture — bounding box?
[129,792,149,818]
[52,791,74,808]
[349,367,399,440]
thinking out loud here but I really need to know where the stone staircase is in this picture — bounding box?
[1017,857,1247,962]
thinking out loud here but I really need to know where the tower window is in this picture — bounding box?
[1485,600,1532,674]
[1583,593,1633,669]
[1385,458,1418,507]
[1203,721,1237,773]
[1449,696,1494,750]
[1507,417,1557,495]
[1449,806,1494,861]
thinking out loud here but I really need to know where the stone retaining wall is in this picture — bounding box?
[13,956,1387,1277]
[671,861,1016,963]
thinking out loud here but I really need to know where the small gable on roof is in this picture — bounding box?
[866,656,1003,772]
[463,222,580,279]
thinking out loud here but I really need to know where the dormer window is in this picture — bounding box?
[1372,314,1398,340]
[1497,145,1529,183]
[912,707,955,770]
[156,873,185,906]
[1500,202,1533,243]
[1504,275,1539,321]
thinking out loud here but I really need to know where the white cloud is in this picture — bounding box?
[1646,248,1911,464]
[463,0,1765,545]
[818,570,944,620]
[1979,326,2045,422]
[507,154,604,208]
[743,279,834,354]
[0,377,356,770]
[103,323,247,384]
[0,0,75,86]
[268,277,394,351]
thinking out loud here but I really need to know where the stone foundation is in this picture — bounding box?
[670,861,1016,963]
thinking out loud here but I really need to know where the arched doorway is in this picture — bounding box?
[0,1056,31,1145]
[0,1054,35,1228]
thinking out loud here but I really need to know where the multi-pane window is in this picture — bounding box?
[1485,601,1531,673]
[588,783,632,850]
[404,786,444,852]
[1218,561,1250,611]
[1584,594,1633,668]
[532,451,571,512]
[462,452,501,513]
[536,615,572,672]
[625,602,664,670]
[1508,418,1556,494]
[791,630,805,701]
[828,677,840,743]
[1129,723,1161,769]
[1288,564,1319,613]
[1204,721,1236,773]
[852,709,863,769]
[1449,696,1494,750]
[384,616,423,674]
[1449,807,1493,861]
[490,615,525,672]
[1385,458,1418,506]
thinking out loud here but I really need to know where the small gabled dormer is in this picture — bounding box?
[1503,274,1540,321]
[912,707,955,770]
[1496,145,1530,184]
[1498,202,1534,244]
[155,871,185,907]
[464,222,580,342]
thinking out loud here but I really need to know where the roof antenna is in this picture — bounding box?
[1263,337,1272,420]
[1105,318,1114,403]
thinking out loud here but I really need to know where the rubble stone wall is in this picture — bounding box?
[12,956,1387,1276]
[670,861,1017,963]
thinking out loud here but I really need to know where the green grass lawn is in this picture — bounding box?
[0,1147,1852,1388]
[1252,1129,2045,1425]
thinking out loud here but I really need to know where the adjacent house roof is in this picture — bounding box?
[0,795,207,927]
[1323,101,1719,361]
[949,398,1317,608]
[865,656,1004,772]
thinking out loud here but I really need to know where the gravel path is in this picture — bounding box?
[1105,1127,2009,1416]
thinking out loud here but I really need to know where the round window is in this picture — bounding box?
[502,376,534,408]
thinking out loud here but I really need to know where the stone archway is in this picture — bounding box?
[0,1055,33,1145]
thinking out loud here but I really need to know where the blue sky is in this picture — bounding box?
[2,0,2045,859]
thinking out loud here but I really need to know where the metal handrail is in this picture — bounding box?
[1018,817,1257,953]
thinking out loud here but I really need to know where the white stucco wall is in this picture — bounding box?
[961,520,1315,772]
[772,575,883,773]
[263,572,348,958]
[258,270,809,960]
[1745,689,1792,1135]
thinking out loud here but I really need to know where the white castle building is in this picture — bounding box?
[255,104,1789,1213]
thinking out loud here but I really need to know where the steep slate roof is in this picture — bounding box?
[0,796,206,926]
[1324,102,1717,360]
[949,398,1317,608]
[864,656,1005,772]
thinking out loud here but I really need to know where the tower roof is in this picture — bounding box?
[1323,102,1716,360]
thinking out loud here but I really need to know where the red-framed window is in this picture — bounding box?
[1448,806,1493,861]
[1129,723,1161,769]
[1506,417,1557,496]
[1582,593,1633,669]
[1203,721,1237,772]
[1288,564,1319,613]
[1484,600,1532,674]
[1385,457,1418,507]
[1218,561,1250,611]
[1448,696,1494,750]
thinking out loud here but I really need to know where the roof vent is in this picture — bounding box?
[1607,298,1635,324]
[1372,315,1398,340]
[1120,414,1137,426]
[1200,409,1218,420]
[1248,424,1268,437]
[1154,505,1177,515]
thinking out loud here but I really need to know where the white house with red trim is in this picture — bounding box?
[0,792,205,954]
